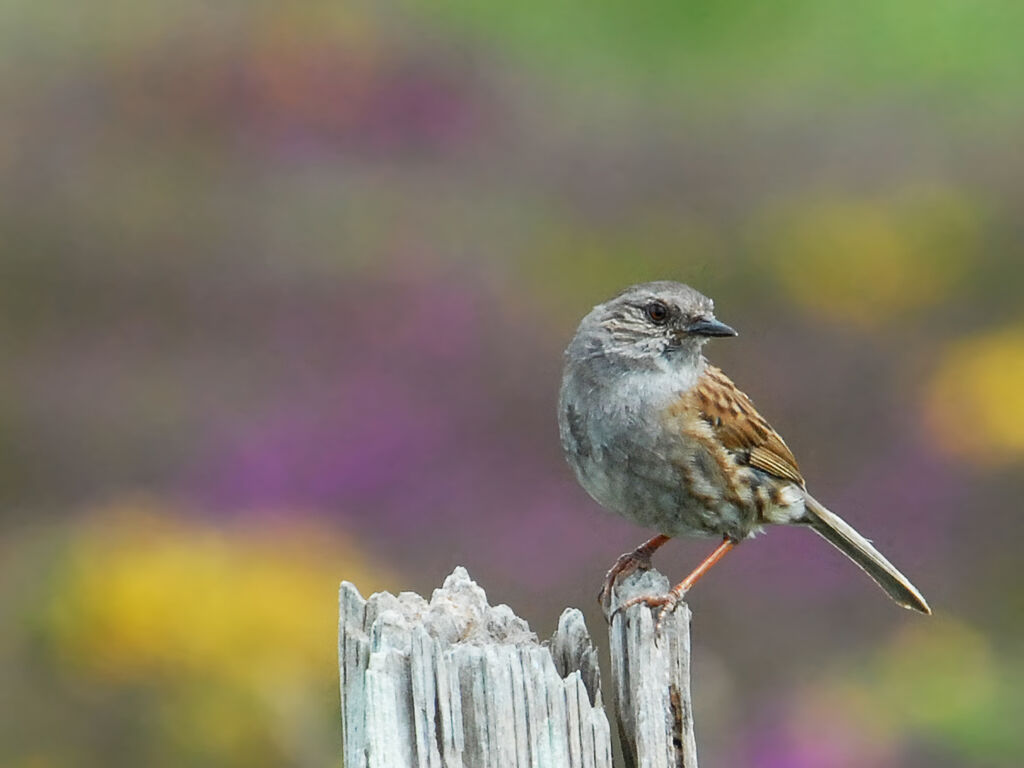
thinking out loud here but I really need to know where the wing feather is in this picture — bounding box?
[693,365,805,487]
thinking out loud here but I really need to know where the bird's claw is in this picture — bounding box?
[598,550,654,611]
[612,588,686,633]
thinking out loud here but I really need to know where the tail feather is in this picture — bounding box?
[803,494,931,615]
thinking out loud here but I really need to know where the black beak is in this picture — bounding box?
[686,318,738,338]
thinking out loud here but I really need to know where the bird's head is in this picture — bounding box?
[569,281,737,370]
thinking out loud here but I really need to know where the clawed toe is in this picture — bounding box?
[613,588,686,632]
[598,552,652,609]
[597,535,672,611]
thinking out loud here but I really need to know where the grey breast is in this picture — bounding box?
[559,360,735,538]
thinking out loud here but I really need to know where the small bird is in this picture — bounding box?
[558,281,930,619]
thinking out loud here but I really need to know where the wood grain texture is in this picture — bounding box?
[604,569,699,768]
[339,567,613,768]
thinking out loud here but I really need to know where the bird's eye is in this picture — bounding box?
[644,301,669,324]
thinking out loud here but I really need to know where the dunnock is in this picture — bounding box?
[558,281,930,618]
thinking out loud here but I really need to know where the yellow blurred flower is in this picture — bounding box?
[759,186,980,329]
[44,500,395,764]
[874,616,995,731]
[48,500,393,686]
[925,328,1024,465]
[795,615,1021,763]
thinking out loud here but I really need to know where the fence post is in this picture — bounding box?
[604,569,699,768]
[339,567,613,768]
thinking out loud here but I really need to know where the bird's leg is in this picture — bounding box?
[617,536,738,629]
[598,534,671,609]
[670,536,737,595]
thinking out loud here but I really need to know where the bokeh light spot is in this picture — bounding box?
[48,500,392,683]
[925,327,1024,465]
[785,615,1020,764]
[875,616,995,731]
[760,186,980,329]
[42,499,395,764]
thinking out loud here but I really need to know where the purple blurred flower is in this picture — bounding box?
[187,271,614,584]
[746,714,893,768]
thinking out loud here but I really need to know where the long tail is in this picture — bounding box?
[803,493,931,615]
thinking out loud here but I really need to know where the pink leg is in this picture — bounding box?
[618,537,737,628]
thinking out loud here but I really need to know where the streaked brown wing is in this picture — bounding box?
[693,364,805,487]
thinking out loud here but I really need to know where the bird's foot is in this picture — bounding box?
[598,550,652,610]
[598,534,672,612]
[615,585,687,633]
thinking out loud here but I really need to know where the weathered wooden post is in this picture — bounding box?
[604,569,699,768]
[339,566,697,768]
[339,567,612,768]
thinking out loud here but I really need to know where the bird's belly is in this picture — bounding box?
[571,443,758,539]
[560,370,763,540]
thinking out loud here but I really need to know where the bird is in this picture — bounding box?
[557,280,930,620]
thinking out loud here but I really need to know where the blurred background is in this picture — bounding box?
[2,1,1023,766]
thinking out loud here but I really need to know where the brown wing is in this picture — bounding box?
[693,364,805,487]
